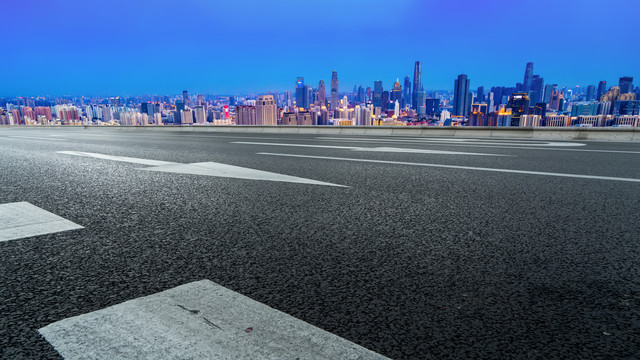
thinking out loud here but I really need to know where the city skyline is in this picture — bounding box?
[2,0,639,97]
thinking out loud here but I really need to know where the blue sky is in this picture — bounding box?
[2,0,638,96]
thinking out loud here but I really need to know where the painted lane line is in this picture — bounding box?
[233,141,508,156]
[57,151,346,187]
[39,280,389,360]
[314,138,640,154]
[141,162,347,187]
[0,202,83,242]
[316,137,586,147]
[8,135,67,141]
[257,152,640,184]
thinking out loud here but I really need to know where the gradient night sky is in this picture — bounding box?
[2,0,638,96]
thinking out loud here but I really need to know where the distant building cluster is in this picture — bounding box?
[1,62,638,127]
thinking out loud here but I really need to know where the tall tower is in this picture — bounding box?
[412,61,421,109]
[330,71,339,110]
[596,81,607,101]
[453,74,470,116]
[295,77,304,108]
[391,79,402,104]
[523,62,534,92]
[318,80,326,107]
[403,75,411,108]
[256,95,277,125]
[183,90,189,107]
[373,81,383,108]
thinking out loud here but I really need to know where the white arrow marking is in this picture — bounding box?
[233,141,509,156]
[39,280,389,360]
[57,151,346,187]
[0,202,83,242]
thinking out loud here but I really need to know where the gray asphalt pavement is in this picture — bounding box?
[1,128,640,359]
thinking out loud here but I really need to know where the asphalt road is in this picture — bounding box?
[1,128,639,359]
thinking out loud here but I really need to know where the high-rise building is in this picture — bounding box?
[391,79,402,104]
[194,105,206,124]
[523,62,534,92]
[403,75,411,108]
[382,91,390,112]
[317,80,326,107]
[586,85,596,101]
[619,77,634,94]
[507,93,530,126]
[416,89,427,116]
[596,81,607,101]
[477,86,484,103]
[304,85,313,109]
[256,95,277,125]
[543,84,557,103]
[425,98,440,116]
[453,74,470,116]
[530,75,544,104]
[183,90,189,107]
[357,86,365,103]
[549,90,564,111]
[373,81,383,108]
[295,77,305,108]
[412,61,421,109]
[330,71,339,110]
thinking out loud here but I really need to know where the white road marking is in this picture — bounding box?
[58,151,345,187]
[58,151,177,166]
[315,137,640,154]
[8,135,67,141]
[141,162,347,187]
[0,202,83,242]
[39,280,388,360]
[317,137,586,147]
[258,152,640,184]
[233,141,508,156]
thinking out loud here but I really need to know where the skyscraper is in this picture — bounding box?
[506,93,530,126]
[295,77,304,108]
[530,75,544,104]
[373,81,383,108]
[330,71,339,110]
[543,84,557,103]
[411,61,421,109]
[596,81,607,101]
[317,80,326,107]
[183,90,189,107]
[453,74,470,116]
[391,79,402,104]
[403,75,411,108]
[586,85,596,101]
[477,86,484,103]
[523,62,534,92]
[256,95,277,125]
[619,77,634,94]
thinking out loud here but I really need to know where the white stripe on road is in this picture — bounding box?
[58,151,345,187]
[39,280,389,360]
[8,136,67,141]
[317,137,586,147]
[258,152,640,183]
[0,202,83,242]
[315,137,640,154]
[233,142,508,156]
[58,151,177,166]
[141,162,347,187]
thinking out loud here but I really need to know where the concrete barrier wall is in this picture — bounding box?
[3,125,640,142]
